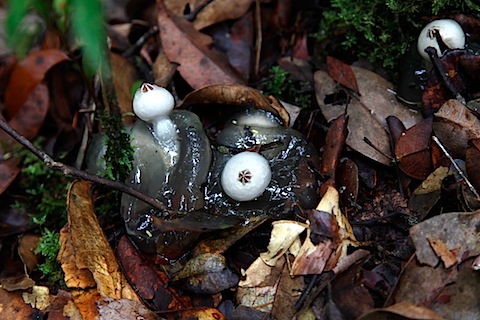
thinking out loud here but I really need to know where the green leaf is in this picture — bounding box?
[69,0,109,77]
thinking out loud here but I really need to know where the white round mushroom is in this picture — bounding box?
[417,19,465,61]
[221,152,272,202]
[133,83,179,166]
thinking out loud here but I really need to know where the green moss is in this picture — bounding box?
[35,228,65,287]
[263,66,312,109]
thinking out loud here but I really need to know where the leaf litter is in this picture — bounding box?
[1,2,480,320]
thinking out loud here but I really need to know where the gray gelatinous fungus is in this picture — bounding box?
[206,108,320,218]
[88,85,320,260]
[121,83,211,256]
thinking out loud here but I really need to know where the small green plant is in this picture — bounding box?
[35,228,65,287]
[263,66,312,109]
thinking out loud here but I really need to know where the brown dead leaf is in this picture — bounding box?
[326,56,359,94]
[97,298,163,320]
[18,234,40,274]
[178,84,289,126]
[433,99,480,159]
[291,231,333,275]
[271,262,304,320]
[320,114,348,180]
[164,0,197,16]
[0,83,50,195]
[4,49,69,117]
[22,285,51,311]
[58,225,97,289]
[111,52,139,120]
[0,287,36,318]
[427,238,457,268]
[260,221,307,267]
[116,235,192,310]
[157,2,244,89]
[63,180,138,301]
[152,48,176,87]
[393,257,479,319]
[358,301,445,320]
[237,256,285,313]
[178,308,226,320]
[239,256,286,288]
[410,211,480,267]
[466,139,480,193]
[192,0,254,30]
[315,67,422,165]
[394,118,433,180]
[171,253,239,294]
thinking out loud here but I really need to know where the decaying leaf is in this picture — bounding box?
[466,139,480,193]
[291,231,333,275]
[427,238,457,268]
[315,66,422,165]
[157,2,244,89]
[59,180,139,301]
[192,0,254,30]
[0,83,50,195]
[408,166,450,220]
[22,285,50,311]
[116,235,192,310]
[393,257,479,319]
[4,49,69,117]
[326,56,359,94]
[171,253,239,294]
[394,117,433,180]
[259,221,307,267]
[237,256,285,313]
[358,301,444,320]
[178,84,289,126]
[97,298,163,320]
[409,211,480,267]
[433,99,480,158]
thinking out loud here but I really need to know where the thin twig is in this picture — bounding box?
[0,117,167,211]
[432,135,480,199]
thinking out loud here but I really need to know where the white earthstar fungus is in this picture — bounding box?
[221,151,272,202]
[417,19,465,61]
[132,83,179,166]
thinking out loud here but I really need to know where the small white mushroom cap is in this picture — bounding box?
[133,83,175,122]
[221,152,272,202]
[417,19,465,61]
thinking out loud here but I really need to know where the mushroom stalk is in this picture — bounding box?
[133,83,180,166]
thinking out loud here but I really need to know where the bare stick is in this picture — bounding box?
[0,117,167,211]
[432,135,480,199]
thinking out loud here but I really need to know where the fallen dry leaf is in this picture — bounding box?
[315,66,422,165]
[192,0,254,30]
[260,220,307,267]
[0,287,36,318]
[358,301,445,320]
[22,285,50,311]
[157,2,244,89]
[394,117,433,180]
[394,257,479,319]
[409,211,480,267]
[61,180,139,301]
[427,238,458,268]
[0,83,50,195]
[4,49,69,117]
[178,84,290,126]
[97,298,163,320]
[116,235,192,310]
[433,99,480,158]
[326,56,359,94]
